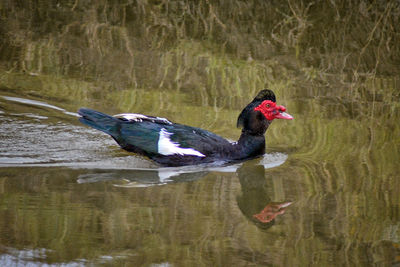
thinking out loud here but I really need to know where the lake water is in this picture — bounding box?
[1,1,400,266]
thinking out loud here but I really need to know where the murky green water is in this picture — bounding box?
[1,1,400,266]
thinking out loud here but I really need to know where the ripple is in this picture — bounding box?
[1,95,79,117]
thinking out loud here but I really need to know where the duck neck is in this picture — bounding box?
[235,129,266,158]
[233,110,272,159]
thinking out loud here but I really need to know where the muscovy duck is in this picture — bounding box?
[78,89,293,166]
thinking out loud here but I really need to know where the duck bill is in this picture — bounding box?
[275,111,293,120]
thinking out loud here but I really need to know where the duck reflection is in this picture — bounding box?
[76,163,239,187]
[236,162,292,229]
[77,155,292,228]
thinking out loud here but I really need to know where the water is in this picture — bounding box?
[1,84,399,266]
[1,1,400,266]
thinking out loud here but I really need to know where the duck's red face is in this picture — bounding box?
[254,100,293,121]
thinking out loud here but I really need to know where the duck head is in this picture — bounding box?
[254,100,293,121]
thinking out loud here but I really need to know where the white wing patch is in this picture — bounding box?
[114,113,172,124]
[158,128,205,157]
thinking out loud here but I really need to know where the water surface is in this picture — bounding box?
[1,1,400,266]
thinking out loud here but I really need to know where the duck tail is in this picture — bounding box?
[78,108,119,136]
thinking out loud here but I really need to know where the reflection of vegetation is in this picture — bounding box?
[1,0,399,99]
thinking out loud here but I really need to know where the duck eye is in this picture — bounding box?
[266,104,270,108]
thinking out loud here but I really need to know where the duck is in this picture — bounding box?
[78,89,293,167]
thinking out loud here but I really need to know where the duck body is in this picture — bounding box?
[78,90,293,167]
